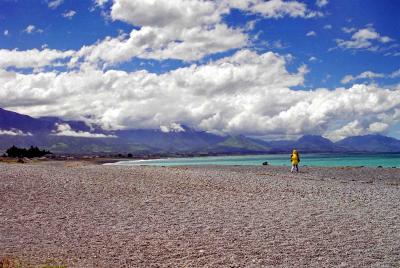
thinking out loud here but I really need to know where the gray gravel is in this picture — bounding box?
[0,162,399,267]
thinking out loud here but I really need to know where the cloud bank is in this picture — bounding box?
[0,0,399,141]
[0,129,33,136]
[1,49,399,141]
[53,123,116,138]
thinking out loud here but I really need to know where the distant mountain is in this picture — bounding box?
[268,139,295,152]
[336,134,400,152]
[1,108,400,155]
[207,135,271,153]
[268,135,344,153]
[294,135,343,152]
[0,108,228,154]
[115,126,225,152]
[0,108,52,133]
[0,108,98,134]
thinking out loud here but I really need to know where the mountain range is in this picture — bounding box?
[1,107,400,155]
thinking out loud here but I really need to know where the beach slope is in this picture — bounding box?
[1,162,399,267]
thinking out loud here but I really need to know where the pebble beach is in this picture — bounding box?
[1,161,399,267]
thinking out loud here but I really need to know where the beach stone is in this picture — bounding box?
[0,163,399,267]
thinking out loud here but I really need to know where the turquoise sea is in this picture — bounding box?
[111,153,400,168]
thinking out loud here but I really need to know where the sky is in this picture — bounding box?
[0,0,399,141]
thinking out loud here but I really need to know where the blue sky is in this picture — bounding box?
[0,0,399,140]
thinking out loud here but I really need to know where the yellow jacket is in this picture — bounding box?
[291,150,300,165]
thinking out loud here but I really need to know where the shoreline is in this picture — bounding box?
[1,154,399,169]
[103,153,400,169]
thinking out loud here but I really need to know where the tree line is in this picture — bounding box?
[5,146,51,158]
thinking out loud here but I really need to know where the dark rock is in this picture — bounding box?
[262,161,268,165]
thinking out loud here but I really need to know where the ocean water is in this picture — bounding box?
[110,153,400,168]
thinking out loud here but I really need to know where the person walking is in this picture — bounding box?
[290,149,300,173]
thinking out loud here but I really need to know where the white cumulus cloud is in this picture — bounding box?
[110,0,222,28]
[53,123,116,138]
[0,48,74,69]
[368,122,389,133]
[77,24,247,63]
[0,128,32,136]
[336,26,393,51]
[2,0,324,70]
[341,71,385,84]
[62,10,76,19]
[308,56,318,62]
[389,69,400,78]
[342,68,400,84]
[94,0,109,7]
[1,49,400,140]
[23,25,43,34]
[160,123,185,133]
[306,31,317,37]
[325,120,390,141]
[74,0,248,64]
[316,0,328,8]
[75,0,322,65]
[48,0,63,9]
[342,27,356,34]
[229,0,322,18]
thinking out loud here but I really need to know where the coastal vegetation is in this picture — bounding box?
[5,145,51,158]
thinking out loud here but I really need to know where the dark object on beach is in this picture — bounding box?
[392,167,397,169]
[377,166,383,168]
[262,161,268,165]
